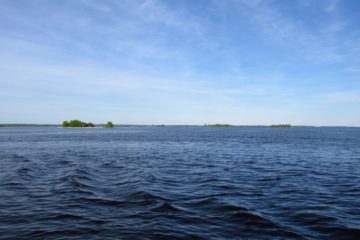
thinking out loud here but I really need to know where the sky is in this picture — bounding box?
[0,0,360,126]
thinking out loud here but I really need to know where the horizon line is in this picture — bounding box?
[1,123,359,128]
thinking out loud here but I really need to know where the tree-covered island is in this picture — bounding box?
[62,120,114,128]
[62,120,94,128]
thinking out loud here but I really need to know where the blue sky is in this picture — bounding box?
[0,0,359,125]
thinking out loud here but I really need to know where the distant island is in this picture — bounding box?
[270,124,291,128]
[104,121,114,128]
[62,120,114,128]
[204,124,233,127]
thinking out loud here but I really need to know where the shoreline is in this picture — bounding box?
[59,127,104,129]
[1,125,360,128]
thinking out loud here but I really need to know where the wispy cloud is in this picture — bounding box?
[0,0,206,68]
[213,0,358,65]
[325,0,340,13]
[324,91,360,103]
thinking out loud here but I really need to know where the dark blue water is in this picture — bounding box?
[0,127,359,239]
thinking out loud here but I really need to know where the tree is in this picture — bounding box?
[62,121,69,127]
[105,121,114,128]
[62,120,95,127]
[69,120,82,127]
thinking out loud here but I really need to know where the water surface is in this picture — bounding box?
[0,127,359,239]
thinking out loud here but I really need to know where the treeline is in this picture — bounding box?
[270,124,291,128]
[62,120,94,128]
[204,124,233,127]
[104,121,114,128]
[62,120,114,128]
[0,124,57,127]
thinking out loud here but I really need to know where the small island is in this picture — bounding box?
[104,121,114,128]
[204,124,233,127]
[270,124,292,128]
[62,120,94,128]
[62,120,114,128]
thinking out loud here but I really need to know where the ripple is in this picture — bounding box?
[312,226,360,239]
[45,213,84,221]
[58,175,95,190]
[152,202,182,213]
[3,181,23,187]
[127,191,170,204]
[22,228,103,239]
[229,211,278,228]
[79,197,126,207]
[213,204,248,212]
[292,212,339,226]
[58,159,73,166]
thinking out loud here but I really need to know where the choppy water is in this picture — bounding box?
[0,127,359,239]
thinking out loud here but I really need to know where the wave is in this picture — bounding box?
[79,197,126,207]
[230,211,277,227]
[126,190,171,204]
[152,202,182,213]
[213,204,248,212]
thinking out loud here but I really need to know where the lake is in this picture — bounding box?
[0,127,359,239]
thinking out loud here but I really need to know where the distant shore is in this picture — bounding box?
[57,126,104,128]
[1,124,359,128]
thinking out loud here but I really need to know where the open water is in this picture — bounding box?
[0,127,359,239]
